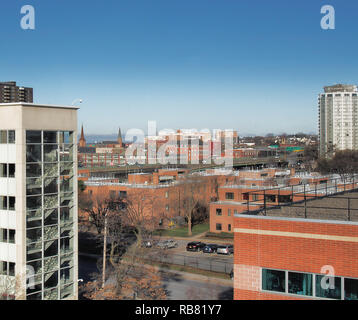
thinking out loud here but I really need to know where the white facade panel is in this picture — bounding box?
[0,243,16,263]
[7,144,16,163]
[0,178,7,195]
[0,145,7,162]
[7,178,16,196]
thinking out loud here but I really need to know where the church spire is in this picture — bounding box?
[117,127,123,146]
[79,124,86,148]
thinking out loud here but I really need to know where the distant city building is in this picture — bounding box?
[319,84,358,156]
[0,82,33,103]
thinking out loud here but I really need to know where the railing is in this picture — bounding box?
[145,252,233,274]
[240,174,358,221]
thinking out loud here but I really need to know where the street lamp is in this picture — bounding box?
[71,99,83,106]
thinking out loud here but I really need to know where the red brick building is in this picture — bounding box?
[233,184,358,300]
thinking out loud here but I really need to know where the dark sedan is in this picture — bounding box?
[186,241,206,252]
[203,244,219,254]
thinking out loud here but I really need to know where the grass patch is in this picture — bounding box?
[204,232,234,240]
[153,223,209,238]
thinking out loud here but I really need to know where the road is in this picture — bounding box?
[160,270,233,300]
[78,255,233,300]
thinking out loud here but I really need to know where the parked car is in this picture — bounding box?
[186,241,206,252]
[157,239,178,249]
[203,244,219,254]
[141,239,157,248]
[217,244,234,255]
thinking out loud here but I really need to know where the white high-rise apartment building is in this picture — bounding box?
[0,103,78,300]
[318,84,358,157]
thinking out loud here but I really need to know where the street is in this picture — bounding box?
[78,255,233,300]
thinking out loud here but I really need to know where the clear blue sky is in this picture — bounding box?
[0,0,357,136]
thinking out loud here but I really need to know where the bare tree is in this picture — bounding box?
[79,187,122,235]
[81,189,168,300]
[175,175,208,236]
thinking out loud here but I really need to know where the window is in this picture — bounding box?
[243,193,249,201]
[228,209,231,216]
[344,278,358,300]
[0,164,15,178]
[228,224,231,232]
[0,131,15,144]
[8,131,15,144]
[262,269,285,293]
[0,196,15,211]
[225,192,234,200]
[216,223,222,231]
[216,208,222,216]
[315,275,342,300]
[288,272,313,296]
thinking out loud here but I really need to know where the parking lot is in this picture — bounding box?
[144,239,234,274]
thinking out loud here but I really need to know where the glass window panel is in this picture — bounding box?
[44,163,58,178]
[27,259,42,275]
[9,229,15,244]
[44,209,58,226]
[26,178,42,196]
[44,225,58,241]
[27,218,42,229]
[27,251,42,263]
[0,131,7,144]
[315,275,342,300]
[60,162,73,176]
[288,272,313,296]
[60,193,73,207]
[26,196,42,211]
[59,131,73,144]
[44,288,58,300]
[8,164,15,178]
[26,131,41,144]
[0,164,7,177]
[44,178,58,195]
[26,164,42,178]
[9,262,15,276]
[27,227,42,244]
[0,196,7,210]
[8,131,15,144]
[26,145,42,163]
[44,271,58,289]
[8,197,15,211]
[60,207,73,223]
[262,269,286,293]
[60,176,73,193]
[344,278,358,300]
[44,144,58,162]
[44,240,58,258]
[27,292,42,300]
[43,131,57,144]
[44,194,58,209]
[60,267,73,285]
[44,256,58,274]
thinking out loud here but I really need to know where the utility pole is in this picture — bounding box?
[102,213,108,289]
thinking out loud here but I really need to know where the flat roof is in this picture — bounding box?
[235,191,358,223]
[0,102,79,110]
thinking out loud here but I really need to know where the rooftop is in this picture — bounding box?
[0,102,79,110]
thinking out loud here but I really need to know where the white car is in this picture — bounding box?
[157,239,178,249]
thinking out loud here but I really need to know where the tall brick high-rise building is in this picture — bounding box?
[0,82,33,103]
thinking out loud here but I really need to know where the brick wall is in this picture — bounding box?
[233,215,358,300]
